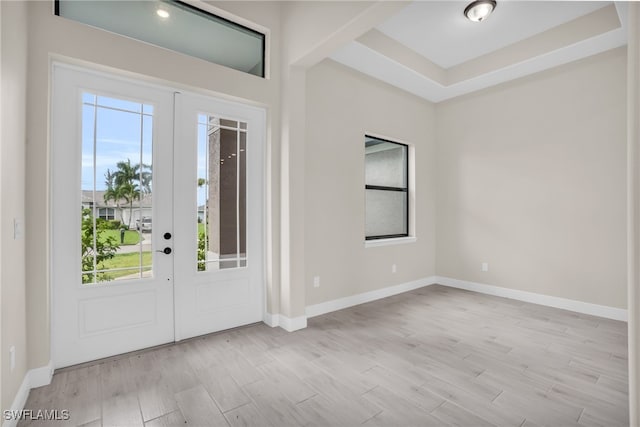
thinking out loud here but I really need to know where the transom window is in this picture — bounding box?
[56,0,266,78]
[365,135,409,240]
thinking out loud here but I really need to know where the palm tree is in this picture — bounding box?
[103,169,125,224]
[113,159,141,229]
[103,159,153,229]
[136,162,152,195]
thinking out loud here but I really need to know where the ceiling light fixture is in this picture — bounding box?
[156,7,170,19]
[464,0,496,22]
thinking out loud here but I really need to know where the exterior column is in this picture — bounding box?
[207,117,220,256]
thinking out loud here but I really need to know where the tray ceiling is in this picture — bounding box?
[330,1,627,102]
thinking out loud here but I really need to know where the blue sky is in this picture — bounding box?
[81,93,209,206]
[81,93,153,192]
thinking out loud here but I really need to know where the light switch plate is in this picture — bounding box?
[13,218,23,240]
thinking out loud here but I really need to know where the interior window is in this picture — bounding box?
[365,135,409,240]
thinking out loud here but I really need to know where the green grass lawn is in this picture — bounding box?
[99,251,152,280]
[100,229,140,245]
[89,224,204,282]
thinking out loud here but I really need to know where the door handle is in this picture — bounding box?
[156,247,172,255]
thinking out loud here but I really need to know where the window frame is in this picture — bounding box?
[364,134,410,241]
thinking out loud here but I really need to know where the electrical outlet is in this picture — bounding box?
[9,346,15,372]
[392,264,397,273]
[313,276,320,288]
[482,262,489,272]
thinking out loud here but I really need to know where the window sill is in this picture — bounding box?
[365,236,417,248]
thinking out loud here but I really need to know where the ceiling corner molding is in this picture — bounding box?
[292,1,410,69]
[356,29,447,85]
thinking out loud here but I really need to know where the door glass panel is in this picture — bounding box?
[197,114,247,271]
[81,92,154,284]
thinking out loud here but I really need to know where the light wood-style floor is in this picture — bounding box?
[21,285,628,427]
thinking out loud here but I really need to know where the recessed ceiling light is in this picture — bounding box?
[464,0,496,22]
[156,8,170,19]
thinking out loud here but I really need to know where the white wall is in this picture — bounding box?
[1,0,28,413]
[436,47,628,309]
[277,1,405,320]
[305,60,436,305]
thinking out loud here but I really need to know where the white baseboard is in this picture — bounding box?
[2,361,54,427]
[268,276,438,331]
[306,276,438,318]
[302,274,626,322]
[28,360,54,388]
[278,315,307,332]
[436,276,628,322]
[263,312,307,332]
[263,312,279,328]
[2,375,30,427]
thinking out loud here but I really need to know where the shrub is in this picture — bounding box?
[81,208,120,283]
[104,220,122,230]
[197,232,208,271]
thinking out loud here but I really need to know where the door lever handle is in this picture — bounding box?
[156,247,172,255]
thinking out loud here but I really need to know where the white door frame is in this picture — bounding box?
[50,61,268,368]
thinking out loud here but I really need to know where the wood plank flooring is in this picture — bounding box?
[20,285,628,426]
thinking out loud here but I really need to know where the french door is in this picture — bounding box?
[51,64,265,368]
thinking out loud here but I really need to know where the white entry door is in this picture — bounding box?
[173,93,265,340]
[51,64,265,368]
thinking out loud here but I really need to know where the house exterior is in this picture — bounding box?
[81,190,152,228]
